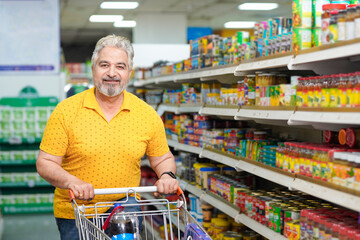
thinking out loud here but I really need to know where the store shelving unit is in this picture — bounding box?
[199,105,239,118]
[289,39,360,75]
[234,54,293,76]
[180,180,287,240]
[136,40,360,240]
[288,108,360,131]
[1,203,53,214]
[157,103,202,116]
[171,142,360,212]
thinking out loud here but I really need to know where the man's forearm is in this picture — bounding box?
[36,156,76,189]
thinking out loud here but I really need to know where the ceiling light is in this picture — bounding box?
[89,15,124,22]
[114,20,136,28]
[238,3,279,10]
[100,1,139,9]
[224,21,256,29]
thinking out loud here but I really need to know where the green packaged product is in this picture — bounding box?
[311,28,321,47]
[292,27,312,53]
[292,0,312,28]
[312,0,322,27]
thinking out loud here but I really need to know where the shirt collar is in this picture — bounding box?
[83,87,132,112]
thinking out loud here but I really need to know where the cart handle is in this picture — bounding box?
[69,186,183,201]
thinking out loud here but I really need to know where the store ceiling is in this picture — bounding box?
[60,0,292,45]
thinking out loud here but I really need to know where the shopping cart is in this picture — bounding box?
[69,186,211,240]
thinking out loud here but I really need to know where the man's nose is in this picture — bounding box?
[107,65,116,77]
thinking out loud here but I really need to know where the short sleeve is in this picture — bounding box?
[40,104,69,156]
[146,114,169,157]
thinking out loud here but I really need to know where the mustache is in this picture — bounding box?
[102,77,121,81]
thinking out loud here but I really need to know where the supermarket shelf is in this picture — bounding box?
[288,109,360,131]
[174,142,202,155]
[179,104,202,113]
[180,180,286,240]
[199,105,239,117]
[291,177,360,212]
[235,107,295,122]
[235,54,293,76]
[1,203,53,214]
[173,65,238,83]
[0,160,36,166]
[236,158,296,188]
[144,220,162,240]
[0,182,52,188]
[203,149,360,212]
[133,78,157,87]
[167,139,178,148]
[289,39,360,75]
[235,214,287,240]
[199,148,239,169]
[0,137,42,145]
[157,104,201,116]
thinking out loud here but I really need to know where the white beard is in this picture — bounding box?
[95,81,127,97]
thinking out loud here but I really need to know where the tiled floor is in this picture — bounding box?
[2,213,59,240]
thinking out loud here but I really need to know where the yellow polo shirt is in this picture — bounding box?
[40,88,169,219]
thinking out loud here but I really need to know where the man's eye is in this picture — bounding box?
[100,64,108,67]
[117,65,125,69]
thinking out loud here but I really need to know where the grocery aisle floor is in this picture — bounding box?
[2,213,59,240]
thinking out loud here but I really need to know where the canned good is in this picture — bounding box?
[292,221,300,240]
[293,28,312,53]
[284,220,294,239]
[271,203,282,232]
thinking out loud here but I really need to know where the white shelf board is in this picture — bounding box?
[288,110,360,131]
[200,149,239,169]
[155,75,176,84]
[236,214,287,240]
[199,106,239,117]
[174,142,202,155]
[235,159,295,188]
[292,178,360,212]
[235,108,294,121]
[167,139,178,148]
[290,41,360,67]
[234,55,293,76]
[157,104,201,116]
[157,104,179,115]
[181,180,204,197]
[133,78,157,87]
[179,104,202,113]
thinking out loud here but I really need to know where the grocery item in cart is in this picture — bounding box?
[184,223,211,240]
[103,203,141,240]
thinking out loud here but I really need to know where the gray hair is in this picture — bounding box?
[91,34,134,70]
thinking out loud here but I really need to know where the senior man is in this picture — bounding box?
[36,35,178,240]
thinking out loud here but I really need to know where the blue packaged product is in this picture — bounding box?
[184,223,211,240]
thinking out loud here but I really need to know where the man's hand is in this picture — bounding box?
[154,174,179,197]
[68,178,94,201]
